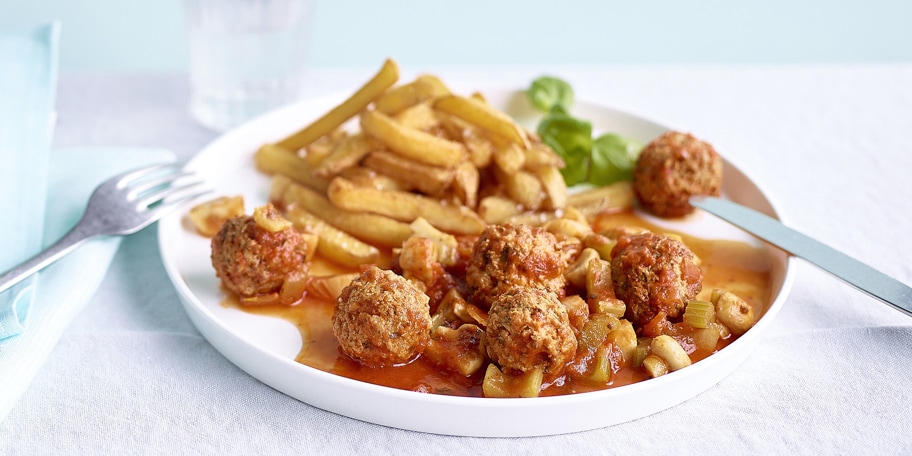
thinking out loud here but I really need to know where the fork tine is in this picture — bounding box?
[112,162,182,189]
[125,170,197,200]
[135,179,209,210]
[139,187,213,226]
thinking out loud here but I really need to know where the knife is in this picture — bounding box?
[690,195,912,317]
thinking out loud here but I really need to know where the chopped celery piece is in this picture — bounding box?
[632,341,649,368]
[589,347,611,383]
[683,300,715,329]
[253,203,292,232]
[482,364,543,398]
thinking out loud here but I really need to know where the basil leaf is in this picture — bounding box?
[527,76,574,113]
[537,112,592,186]
[588,133,643,186]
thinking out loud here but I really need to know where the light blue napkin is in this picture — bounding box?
[0,22,179,420]
[0,22,59,341]
[0,146,176,421]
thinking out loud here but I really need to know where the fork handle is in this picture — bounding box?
[0,220,93,295]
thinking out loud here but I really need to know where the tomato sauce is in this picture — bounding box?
[229,209,772,397]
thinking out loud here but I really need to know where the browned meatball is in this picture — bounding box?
[210,208,309,297]
[333,266,432,367]
[610,231,702,329]
[465,224,566,309]
[633,131,723,217]
[485,288,577,379]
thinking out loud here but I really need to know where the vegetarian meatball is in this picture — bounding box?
[333,266,432,367]
[610,231,702,329]
[465,224,566,309]
[485,288,577,379]
[210,206,309,297]
[633,131,723,217]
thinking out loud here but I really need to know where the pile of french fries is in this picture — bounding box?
[246,58,633,268]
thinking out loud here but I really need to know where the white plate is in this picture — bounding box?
[158,88,794,437]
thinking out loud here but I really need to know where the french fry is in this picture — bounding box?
[523,143,566,169]
[393,102,440,131]
[360,110,467,168]
[534,165,568,211]
[409,217,459,266]
[477,196,521,224]
[338,166,413,192]
[327,177,485,235]
[312,133,379,177]
[451,160,480,208]
[374,77,439,115]
[275,176,412,247]
[276,58,400,151]
[463,129,495,168]
[566,181,635,216]
[435,112,494,168]
[362,151,454,196]
[503,211,556,226]
[433,94,530,148]
[303,129,349,168]
[501,169,545,211]
[255,144,330,193]
[415,74,451,96]
[492,140,526,175]
[284,206,381,268]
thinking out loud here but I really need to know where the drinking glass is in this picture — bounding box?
[184,0,313,131]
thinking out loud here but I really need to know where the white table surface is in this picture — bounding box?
[2,64,912,454]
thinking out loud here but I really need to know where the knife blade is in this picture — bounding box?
[690,196,912,317]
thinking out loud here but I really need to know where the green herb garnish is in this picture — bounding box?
[527,76,642,187]
[527,76,574,112]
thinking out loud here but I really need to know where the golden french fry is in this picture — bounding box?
[188,195,245,237]
[374,77,439,115]
[492,140,526,174]
[463,134,494,169]
[275,177,412,247]
[566,181,635,216]
[338,166,413,192]
[393,102,440,131]
[327,177,484,235]
[477,196,521,224]
[409,217,458,266]
[433,94,529,148]
[434,112,494,167]
[360,110,466,168]
[284,206,381,268]
[415,74,451,96]
[303,129,349,168]
[312,133,379,177]
[523,143,566,169]
[255,144,330,193]
[362,151,454,196]
[276,58,400,151]
[451,160,479,208]
[503,211,556,226]
[534,165,568,211]
[502,169,545,211]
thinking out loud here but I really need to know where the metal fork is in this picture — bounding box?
[0,163,209,295]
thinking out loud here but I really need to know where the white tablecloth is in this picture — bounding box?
[2,65,912,454]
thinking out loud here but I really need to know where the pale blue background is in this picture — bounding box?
[1,0,910,72]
